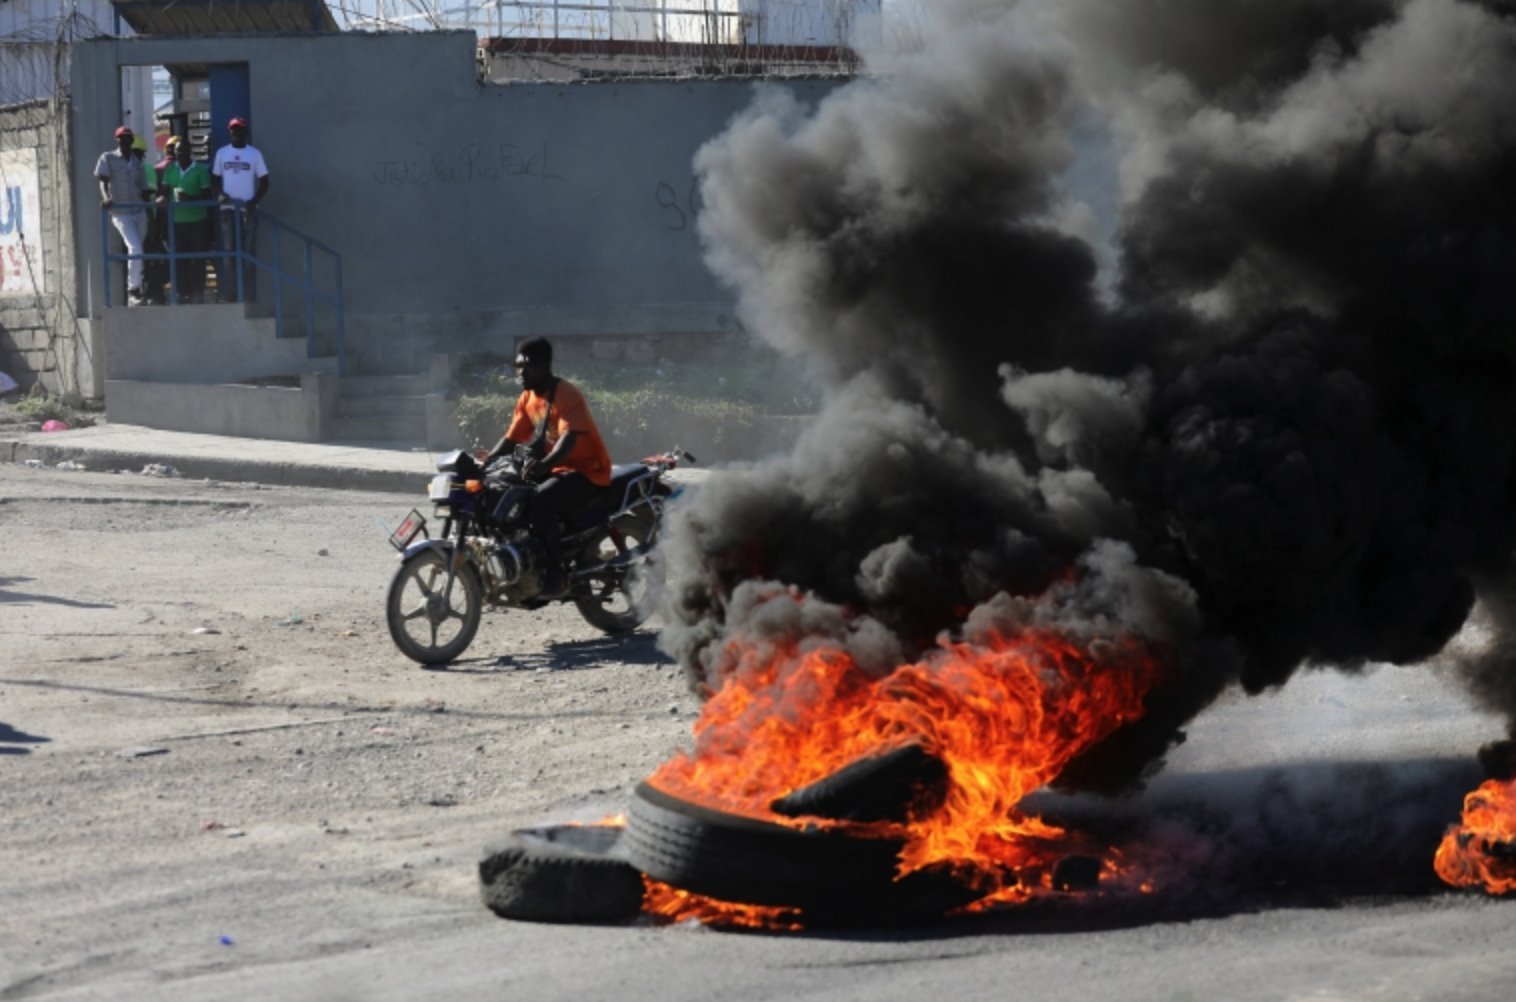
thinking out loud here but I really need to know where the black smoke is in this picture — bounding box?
[658,0,1516,791]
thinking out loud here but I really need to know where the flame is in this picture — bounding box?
[641,877,804,930]
[1435,778,1516,896]
[574,813,627,828]
[647,614,1164,913]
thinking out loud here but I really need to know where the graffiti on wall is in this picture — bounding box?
[0,148,45,296]
[656,176,703,233]
[373,142,565,186]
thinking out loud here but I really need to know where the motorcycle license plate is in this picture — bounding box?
[388,509,427,551]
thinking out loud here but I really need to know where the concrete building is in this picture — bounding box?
[49,15,852,450]
[1,0,153,398]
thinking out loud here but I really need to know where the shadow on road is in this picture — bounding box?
[437,630,674,675]
[0,575,115,609]
[0,720,51,755]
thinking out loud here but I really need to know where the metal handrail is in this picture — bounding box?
[100,200,347,375]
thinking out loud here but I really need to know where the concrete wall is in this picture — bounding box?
[105,371,337,442]
[1,98,96,400]
[102,304,337,384]
[70,32,844,376]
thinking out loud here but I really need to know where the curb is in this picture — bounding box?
[2,437,420,495]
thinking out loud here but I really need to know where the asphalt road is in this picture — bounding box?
[3,462,1513,1001]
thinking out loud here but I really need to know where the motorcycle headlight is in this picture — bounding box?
[427,474,454,502]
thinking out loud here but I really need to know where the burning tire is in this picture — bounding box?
[621,782,978,924]
[478,824,645,924]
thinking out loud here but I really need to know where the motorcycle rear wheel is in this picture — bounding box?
[387,548,483,665]
[573,512,660,635]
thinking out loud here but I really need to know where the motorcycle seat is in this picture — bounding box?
[562,464,653,528]
[608,463,650,487]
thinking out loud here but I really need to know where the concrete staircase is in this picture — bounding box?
[100,302,466,448]
[330,373,431,444]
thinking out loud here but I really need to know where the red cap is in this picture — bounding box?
[114,126,133,138]
[228,117,248,129]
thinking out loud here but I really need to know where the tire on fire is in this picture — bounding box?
[621,782,979,924]
[478,825,645,924]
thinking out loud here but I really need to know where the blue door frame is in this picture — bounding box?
[208,64,250,152]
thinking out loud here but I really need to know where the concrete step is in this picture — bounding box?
[338,394,427,418]
[329,412,429,443]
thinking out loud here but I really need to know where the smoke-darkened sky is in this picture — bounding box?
[659,0,1516,790]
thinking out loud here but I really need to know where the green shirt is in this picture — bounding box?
[160,161,213,223]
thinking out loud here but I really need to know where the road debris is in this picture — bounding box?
[117,746,169,759]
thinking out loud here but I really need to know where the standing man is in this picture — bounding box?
[480,337,613,598]
[94,126,152,305]
[211,116,269,303]
[157,136,213,303]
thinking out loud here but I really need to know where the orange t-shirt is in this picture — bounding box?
[505,378,612,486]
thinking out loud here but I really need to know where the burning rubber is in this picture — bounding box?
[478,825,646,924]
[619,781,981,925]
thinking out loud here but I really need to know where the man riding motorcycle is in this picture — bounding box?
[479,337,612,599]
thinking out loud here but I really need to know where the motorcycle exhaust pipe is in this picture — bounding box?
[569,545,650,579]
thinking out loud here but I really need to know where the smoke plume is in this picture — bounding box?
[659,0,1516,790]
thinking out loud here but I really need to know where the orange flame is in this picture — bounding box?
[641,877,805,930]
[1435,778,1516,896]
[647,614,1164,914]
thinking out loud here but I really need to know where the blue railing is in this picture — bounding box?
[100,200,347,376]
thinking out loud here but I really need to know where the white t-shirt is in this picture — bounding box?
[212,143,269,203]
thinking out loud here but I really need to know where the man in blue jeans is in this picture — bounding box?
[211,117,270,303]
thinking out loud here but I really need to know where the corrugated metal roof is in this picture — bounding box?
[114,0,340,37]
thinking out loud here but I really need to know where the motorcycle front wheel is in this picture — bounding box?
[387,548,483,665]
[572,512,661,635]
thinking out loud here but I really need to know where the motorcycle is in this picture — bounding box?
[384,446,692,665]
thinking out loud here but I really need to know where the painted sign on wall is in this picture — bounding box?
[0,148,45,296]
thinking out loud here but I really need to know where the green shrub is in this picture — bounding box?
[14,394,97,428]
[451,352,814,463]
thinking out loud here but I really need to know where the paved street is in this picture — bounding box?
[2,460,1515,1001]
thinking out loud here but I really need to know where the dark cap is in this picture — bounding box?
[515,337,552,368]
